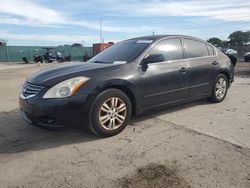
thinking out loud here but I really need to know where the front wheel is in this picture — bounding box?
[89,89,132,137]
[208,74,229,103]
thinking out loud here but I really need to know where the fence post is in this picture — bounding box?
[68,47,70,57]
[6,46,9,63]
[29,47,32,61]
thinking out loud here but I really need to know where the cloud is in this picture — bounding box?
[0,0,250,32]
[0,0,161,33]
[0,16,68,28]
[0,0,159,33]
[88,0,250,22]
[0,0,249,45]
[1,0,249,32]
[0,0,64,25]
[0,30,99,43]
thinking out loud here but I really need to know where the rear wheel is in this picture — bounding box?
[89,89,132,137]
[208,74,228,103]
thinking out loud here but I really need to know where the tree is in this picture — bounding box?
[228,31,250,46]
[207,37,223,47]
[222,40,230,47]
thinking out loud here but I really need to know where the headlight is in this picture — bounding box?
[43,76,90,99]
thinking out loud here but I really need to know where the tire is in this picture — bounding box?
[208,74,229,103]
[89,89,132,137]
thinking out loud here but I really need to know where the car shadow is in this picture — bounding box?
[0,99,211,155]
[130,99,211,123]
[0,109,99,154]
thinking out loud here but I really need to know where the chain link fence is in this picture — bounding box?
[0,46,93,63]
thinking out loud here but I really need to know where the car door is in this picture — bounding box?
[138,37,189,109]
[182,37,218,98]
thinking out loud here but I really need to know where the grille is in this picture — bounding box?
[22,82,44,98]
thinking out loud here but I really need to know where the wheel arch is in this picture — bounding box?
[97,80,138,115]
[216,66,232,82]
[219,70,230,82]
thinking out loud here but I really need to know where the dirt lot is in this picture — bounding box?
[0,62,250,188]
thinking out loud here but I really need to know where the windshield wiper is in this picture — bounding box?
[91,61,112,64]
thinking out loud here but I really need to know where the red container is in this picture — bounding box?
[93,42,114,55]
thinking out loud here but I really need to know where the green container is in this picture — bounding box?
[0,46,93,63]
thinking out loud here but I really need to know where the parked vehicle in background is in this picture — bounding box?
[19,35,234,137]
[56,52,65,63]
[64,55,71,62]
[220,48,238,66]
[42,48,71,63]
[33,55,43,64]
[244,52,250,62]
[83,54,91,61]
[43,48,57,63]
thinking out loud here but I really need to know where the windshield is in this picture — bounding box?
[89,39,152,64]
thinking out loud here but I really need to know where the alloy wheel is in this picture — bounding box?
[215,77,227,100]
[98,97,127,130]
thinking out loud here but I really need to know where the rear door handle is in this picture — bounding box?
[212,61,219,65]
[179,67,187,73]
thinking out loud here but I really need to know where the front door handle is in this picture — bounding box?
[179,67,187,73]
[212,61,219,65]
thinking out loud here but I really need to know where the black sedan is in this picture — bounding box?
[19,35,234,137]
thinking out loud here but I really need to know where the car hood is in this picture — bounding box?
[27,62,121,86]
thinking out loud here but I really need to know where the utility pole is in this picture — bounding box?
[99,17,106,43]
[100,19,102,43]
[100,18,103,43]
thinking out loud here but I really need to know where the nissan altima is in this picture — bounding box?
[19,35,234,137]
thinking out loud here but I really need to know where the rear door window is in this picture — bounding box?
[147,38,184,62]
[184,38,209,58]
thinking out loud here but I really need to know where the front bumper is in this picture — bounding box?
[19,94,92,128]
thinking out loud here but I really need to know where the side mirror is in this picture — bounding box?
[142,54,165,65]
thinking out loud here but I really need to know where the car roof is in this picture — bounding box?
[128,35,205,42]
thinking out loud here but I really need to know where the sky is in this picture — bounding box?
[0,0,250,46]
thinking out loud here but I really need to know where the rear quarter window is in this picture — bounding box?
[184,38,209,58]
[207,44,215,56]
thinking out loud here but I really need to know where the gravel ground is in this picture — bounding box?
[0,62,249,188]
